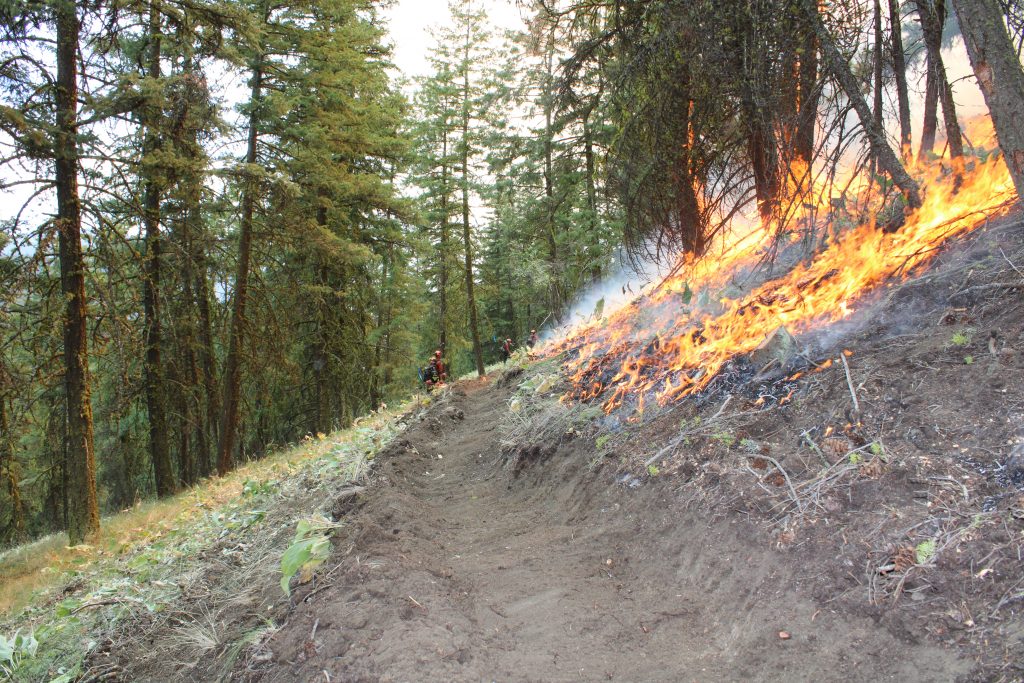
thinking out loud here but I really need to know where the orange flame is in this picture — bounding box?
[547,148,1016,414]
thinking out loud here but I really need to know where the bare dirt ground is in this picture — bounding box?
[240,380,967,683]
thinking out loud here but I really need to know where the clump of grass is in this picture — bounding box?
[950,329,973,347]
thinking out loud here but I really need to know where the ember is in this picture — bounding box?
[545,150,1017,414]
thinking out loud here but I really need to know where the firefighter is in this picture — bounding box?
[527,329,539,349]
[422,357,440,391]
[433,349,448,381]
[501,337,514,362]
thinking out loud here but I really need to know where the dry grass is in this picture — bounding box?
[0,407,401,618]
[0,400,413,681]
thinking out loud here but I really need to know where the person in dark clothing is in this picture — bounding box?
[501,338,513,362]
[422,358,440,391]
[527,329,539,349]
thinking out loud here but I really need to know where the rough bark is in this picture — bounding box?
[461,38,484,378]
[218,58,263,476]
[194,223,218,472]
[176,196,209,481]
[873,0,885,176]
[889,0,913,157]
[952,0,1024,197]
[795,15,820,167]
[745,100,780,223]
[55,1,100,543]
[542,44,562,318]
[142,0,175,496]
[916,0,964,159]
[804,0,922,208]
[919,41,940,161]
[583,107,601,281]
[0,394,25,541]
[439,124,450,354]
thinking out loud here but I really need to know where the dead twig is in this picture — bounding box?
[644,395,732,467]
[71,597,142,614]
[989,576,1024,619]
[999,248,1024,280]
[949,282,1024,298]
[839,353,860,415]
[800,430,830,467]
[744,453,802,512]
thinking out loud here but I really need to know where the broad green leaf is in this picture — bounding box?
[0,635,14,664]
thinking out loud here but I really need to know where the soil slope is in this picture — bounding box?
[242,380,966,682]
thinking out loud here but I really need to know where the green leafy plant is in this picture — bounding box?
[679,416,702,430]
[280,516,342,595]
[849,452,863,465]
[242,479,278,497]
[0,629,39,677]
[950,330,972,347]
[595,435,610,450]
[679,282,692,305]
[647,464,660,477]
[915,539,937,565]
[964,355,974,365]
[711,431,736,448]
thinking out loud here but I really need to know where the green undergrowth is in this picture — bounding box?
[0,400,416,682]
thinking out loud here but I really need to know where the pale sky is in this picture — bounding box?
[381,0,527,80]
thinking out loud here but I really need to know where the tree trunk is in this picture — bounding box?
[55,1,100,544]
[804,0,922,208]
[218,58,263,476]
[872,0,885,176]
[168,51,216,476]
[795,14,820,168]
[176,198,209,481]
[542,39,562,318]
[142,0,175,497]
[0,394,25,542]
[889,0,913,157]
[746,103,780,223]
[313,243,329,435]
[919,43,940,161]
[951,0,1024,197]
[461,42,484,378]
[916,0,964,159]
[194,227,218,474]
[583,108,602,281]
[439,125,450,354]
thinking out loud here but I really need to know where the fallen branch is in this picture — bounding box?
[744,453,802,512]
[839,353,860,415]
[644,395,732,467]
[999,248,1024,280]
[949,282,1024,298]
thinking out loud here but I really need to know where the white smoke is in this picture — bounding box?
[541,247,676,345]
